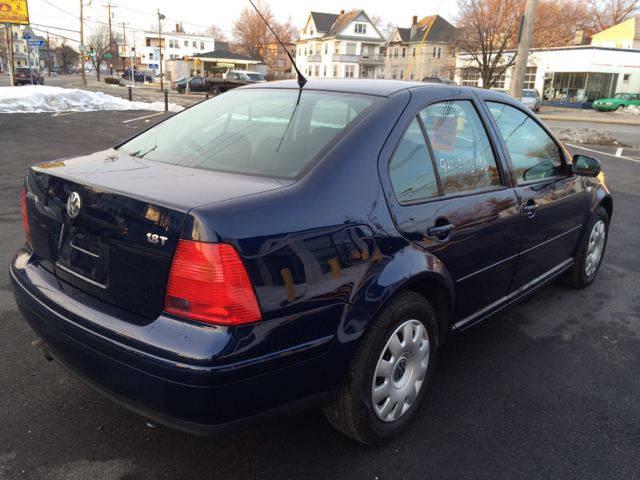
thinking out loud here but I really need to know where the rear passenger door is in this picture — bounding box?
[484,101,586,294]
[380,92,521,327]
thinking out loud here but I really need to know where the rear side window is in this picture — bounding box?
[420,100,501,195]
[118,89,382,180]
[388,117,439,203]
[487,102,563,183]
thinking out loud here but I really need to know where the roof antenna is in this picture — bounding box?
[247,0,307,88]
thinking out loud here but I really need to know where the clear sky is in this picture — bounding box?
[25,0,458,45]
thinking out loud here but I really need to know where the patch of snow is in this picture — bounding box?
[614,104,640,115]
[0,85,183,113]
[552,127,625,146]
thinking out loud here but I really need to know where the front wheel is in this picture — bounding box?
[324,291,439,445]
[562,206,609,288]
[615,104,625,111]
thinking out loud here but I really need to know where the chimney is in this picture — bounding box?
[176,23,180,32]
[411,16,418,38]
[340,10,345,14]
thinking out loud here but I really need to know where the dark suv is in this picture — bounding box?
[14,67,44,85]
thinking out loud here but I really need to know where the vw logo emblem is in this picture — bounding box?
[67,192,82,218]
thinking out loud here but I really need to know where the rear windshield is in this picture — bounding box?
[118,88,382,179]
[16,68,31,73]
[522,91,536,98]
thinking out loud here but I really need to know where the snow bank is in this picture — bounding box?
[614,104,640,116]
[0,86,183,113]
[552,127,626,146]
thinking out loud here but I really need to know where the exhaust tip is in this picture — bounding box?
[31,339,53,362]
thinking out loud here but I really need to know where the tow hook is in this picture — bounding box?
[31,338,53,362]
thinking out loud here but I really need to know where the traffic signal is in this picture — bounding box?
[89,46,94,57]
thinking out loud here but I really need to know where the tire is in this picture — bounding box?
[211,86,221,96]
[324,291,439,445]
[562,206,609,288]
[615,104,624,111]
[178,87,185,94]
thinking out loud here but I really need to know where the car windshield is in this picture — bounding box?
[248,73,265,80]
[614,93,631,100]
[118,88,383,180]
[235,72,251,80]
[522,91,536,98]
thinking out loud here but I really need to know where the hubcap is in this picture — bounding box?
[585,220,606,277]
[372,320,430,422]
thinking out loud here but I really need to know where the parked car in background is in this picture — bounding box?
[246,72,266,82]
[592,92,640,111]
[520,88,541,112]
[121,69,153,83]
[173,77,209,94]
[170,77,187,90]
[421,76,456,84]
[14,67,44,85]
[12,80,612,445]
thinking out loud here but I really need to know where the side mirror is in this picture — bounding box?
[572,155,601,177]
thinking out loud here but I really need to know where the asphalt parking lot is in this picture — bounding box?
[1,111,639,479]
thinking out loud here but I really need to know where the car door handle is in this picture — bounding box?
[428,224,455,237]
[522,202,539,215]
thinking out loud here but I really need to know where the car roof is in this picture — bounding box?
[241,79,457,97]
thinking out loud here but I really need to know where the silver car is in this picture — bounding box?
[521,88,541,112]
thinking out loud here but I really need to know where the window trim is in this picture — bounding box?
[387,97,508,206]
[482,99,571,186]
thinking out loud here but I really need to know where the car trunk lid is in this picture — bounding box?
[24,149,289,319]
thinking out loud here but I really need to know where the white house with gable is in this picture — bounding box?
[296,10,386,79]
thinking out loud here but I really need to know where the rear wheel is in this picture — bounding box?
[324,291,439,445]
[178,87,185,94]
[211,86,221,96]
[562,206,609,288]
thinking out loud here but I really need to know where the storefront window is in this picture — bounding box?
[549,72,618,102]
[460,68,480,87]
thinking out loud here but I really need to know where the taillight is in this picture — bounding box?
[165,240,261,325]
[21,188,32,246]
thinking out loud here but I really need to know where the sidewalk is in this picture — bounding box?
[537,105,640,126]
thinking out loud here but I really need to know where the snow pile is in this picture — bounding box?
[614,104,640,115]
[552,127,627,147]
[0,86,183,113]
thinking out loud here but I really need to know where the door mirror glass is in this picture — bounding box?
[572,155,601,177]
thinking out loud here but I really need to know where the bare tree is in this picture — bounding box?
[53,42,80,73]
[86,23,122,81]
[587,0,640,31]
[149,22,165,33]
[203,24,228,42]
[370,13,395,39]
[455,0,523,88]
[455,0,591,88]
[0,27,8,73]
[231,0,275,62]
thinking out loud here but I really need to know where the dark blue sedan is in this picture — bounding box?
[11,80,612,444]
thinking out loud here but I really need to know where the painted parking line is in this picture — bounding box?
[566,143,640,164]
[122,112,166,123]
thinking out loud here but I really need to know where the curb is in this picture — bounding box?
[538,114,640,127]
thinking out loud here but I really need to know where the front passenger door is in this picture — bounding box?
[486,101,586,295]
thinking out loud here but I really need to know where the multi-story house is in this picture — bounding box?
[264,42,296,78]
[296,10,386,80]
[385,15,458,81]
[138,30,224,74]
[9,25,42,70]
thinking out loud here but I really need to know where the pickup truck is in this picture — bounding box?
[174,71,254,95]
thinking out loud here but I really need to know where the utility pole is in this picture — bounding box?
[157,9,165,92]
[80,0,86,85]
[122,22,131,81]
[47,30,50,76]
[5,25,14,86]
[510,0,538,100]
[102,3,116,77]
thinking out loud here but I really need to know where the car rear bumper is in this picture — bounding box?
[10,246,355,435]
